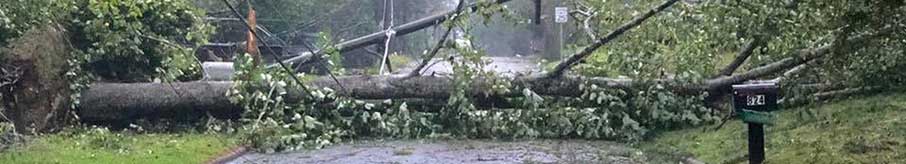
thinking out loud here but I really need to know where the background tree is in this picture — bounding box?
[1,0,214,132]
[572,0,904,103]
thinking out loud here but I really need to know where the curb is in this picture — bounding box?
[206,145,249,164]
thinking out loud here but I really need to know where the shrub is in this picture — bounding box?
[69,0,212,82]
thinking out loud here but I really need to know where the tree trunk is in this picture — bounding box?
[78,82,240,122]
[77,35,846,122]
[75,74,702,122]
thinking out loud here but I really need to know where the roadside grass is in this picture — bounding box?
[0,128,239,164]
[641,93,906,163]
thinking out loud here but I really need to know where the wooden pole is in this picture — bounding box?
[748,123,765,164]
[246,4,260,68]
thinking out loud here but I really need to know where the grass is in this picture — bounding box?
[641,93,906,164]
[0,129,239,164]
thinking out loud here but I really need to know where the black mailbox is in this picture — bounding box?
[732,83,780,112]
[732,81,779,164]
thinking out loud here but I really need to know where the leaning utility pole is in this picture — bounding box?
[539,0,564,60]
[276,0,515,70]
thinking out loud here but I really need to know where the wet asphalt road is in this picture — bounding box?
[393,56,543,77]
[228,139,647,164]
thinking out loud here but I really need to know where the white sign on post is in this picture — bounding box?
[555,7,568,23]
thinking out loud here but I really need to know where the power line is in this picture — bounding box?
[220,0,314,99]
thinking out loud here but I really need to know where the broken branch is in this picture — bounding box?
[546,0,681,78]
[407,0,466,77]
[716,39,759,77]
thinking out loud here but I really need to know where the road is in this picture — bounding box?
[393,56,544,77]
[228,139,648,164]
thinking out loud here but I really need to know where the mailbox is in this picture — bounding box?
[732,82,779,125]
[733,81,779,164]
[732,83,779,112]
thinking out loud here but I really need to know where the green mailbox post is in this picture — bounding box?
[732,82,779,164]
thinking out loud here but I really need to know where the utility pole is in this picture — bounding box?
[538,0,563,60]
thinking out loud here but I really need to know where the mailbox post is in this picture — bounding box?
[732,82,779,164]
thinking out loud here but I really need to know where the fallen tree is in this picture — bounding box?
[76,0,890,123]
[77,39,841,121]
[79,0,890,124]
[78,25,888,121]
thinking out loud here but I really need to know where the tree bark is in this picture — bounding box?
[74,68,751,122]
[76,74,635,121]
[407,0,465,77]
[78,82,239,122]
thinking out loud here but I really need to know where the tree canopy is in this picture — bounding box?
[1,0,904,153]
